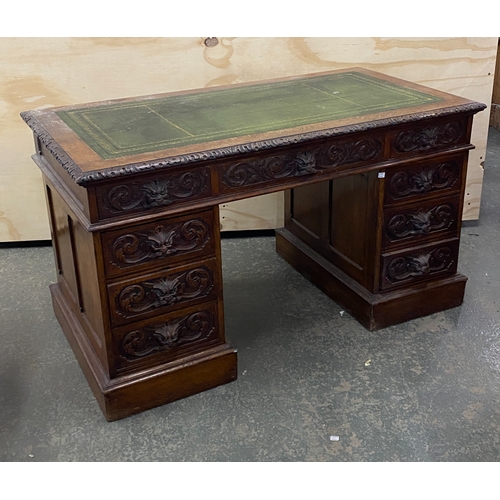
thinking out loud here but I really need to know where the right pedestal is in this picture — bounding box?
[277,154,470,331]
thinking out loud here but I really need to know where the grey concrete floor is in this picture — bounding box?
[1,128,500,463]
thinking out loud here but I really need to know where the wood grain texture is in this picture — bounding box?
[2,37,497,241]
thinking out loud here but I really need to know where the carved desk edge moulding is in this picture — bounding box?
[20,102,486,186]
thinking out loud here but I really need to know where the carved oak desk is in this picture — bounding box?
[21,68,485,421]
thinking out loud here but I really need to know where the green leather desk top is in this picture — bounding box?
[22,68,485,186]
[56,71,442,160]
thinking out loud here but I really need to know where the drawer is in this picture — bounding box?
[380,238,459,291]
[101,209,216,279]
[384,155,464,206]
[382,195,460,250]
[388,117,468,159]
[95,166,211,220]
[112,301,223,375]
[108,258,220,327]
[218,133,385,195]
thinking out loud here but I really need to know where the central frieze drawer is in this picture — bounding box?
[101,209,216,279]
[107,258,219,327]
[218,133,385,195]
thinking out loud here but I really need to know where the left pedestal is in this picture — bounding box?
[41,166,236,421]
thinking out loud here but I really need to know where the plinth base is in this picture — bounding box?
[276,228,467,331]
[50,284,238,421]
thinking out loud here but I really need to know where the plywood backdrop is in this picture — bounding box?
[0,37,497,242]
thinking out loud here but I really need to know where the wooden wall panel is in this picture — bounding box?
[1,37,497,242]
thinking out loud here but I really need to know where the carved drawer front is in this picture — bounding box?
[380,238,459,291]
[218,135,384,195]
[382,195,460,250]
[384,155,464,206]
[388,117,468,159]
[111,301,222,375]
[107,258,219,327]
[101,209,216,279]
[95,167,211,220]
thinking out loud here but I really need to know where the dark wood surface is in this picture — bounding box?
[22,68,486,420]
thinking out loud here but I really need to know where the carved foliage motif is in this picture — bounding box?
[121,310,215,359]
[116,267,213,317]
[111,219,210,268]
[320,138,382,167]
[394,121,464,153]
[386,246,454,283]
[388,161,459,199]
[222,138,382,188]
[387,204,454,240]
[222,150,318,188]
[102,171,209,214]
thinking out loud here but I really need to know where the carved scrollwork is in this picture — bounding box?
[116,267,213,317]
[394,121,464,153]
[222,138,382,189]
[386,246,454,283]
[321,138,382,167]
[121,310,215,359]
[103,171,208,214]
[388,161,459,199]
[387,204,454,240]
[222,150,318,188]
[111,219,210,267]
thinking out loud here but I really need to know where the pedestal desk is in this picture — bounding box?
[21,68,486,421]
